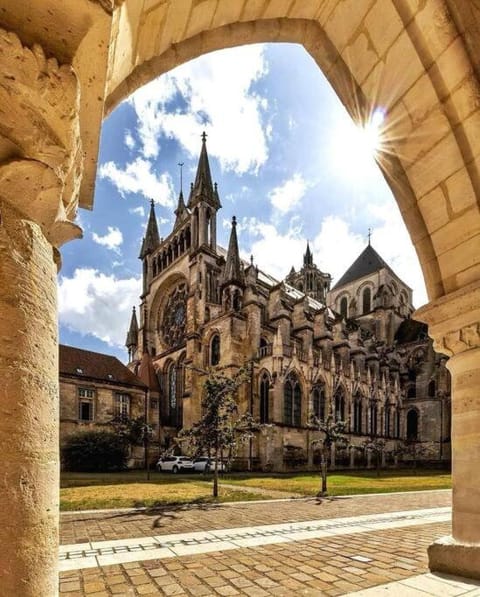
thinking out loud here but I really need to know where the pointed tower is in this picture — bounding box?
[188,132,221,251]
[139,200,160,259]
[126,307,139,362]
[139,200,160,296]
[304,241,313,267]
[221,216,245,311]
[286,242,331,303]
[173,189,189,230]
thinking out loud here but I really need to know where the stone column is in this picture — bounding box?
[416,281,480,580]
[0,29,82,595]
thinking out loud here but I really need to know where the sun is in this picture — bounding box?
[330,108,386,180]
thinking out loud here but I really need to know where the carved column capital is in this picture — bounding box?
[0,28,83,247]
[415,280,480,357]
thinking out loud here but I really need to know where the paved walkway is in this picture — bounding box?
[59,490,480,596]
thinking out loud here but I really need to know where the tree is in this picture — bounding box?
[309,413,349,497]
[62,430,128,472]
[109,415,155,478]
[393,440,434,473]
[362,437,386,477]
[179,367,255,497]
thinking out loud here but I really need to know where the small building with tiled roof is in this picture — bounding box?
[59,344,160,467]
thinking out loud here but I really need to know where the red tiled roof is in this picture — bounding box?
[59,344,147,389]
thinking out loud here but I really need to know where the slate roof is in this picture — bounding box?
[59,344,147,389]
[332,244,391,290]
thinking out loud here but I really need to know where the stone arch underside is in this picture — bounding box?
[104,0,480,305]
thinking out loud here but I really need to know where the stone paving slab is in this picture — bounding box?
[59,506,450,571]
[60,521,451,595]
[346,572,480,595]
[60,489,451,545]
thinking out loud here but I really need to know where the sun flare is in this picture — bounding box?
[330,108,386,180]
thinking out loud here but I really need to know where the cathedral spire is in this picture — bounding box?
[173,189,189,229]
[125,307,139,361]
[303,241,313,267]
[187,132,221,210]
[139,200,160,258]
[222,216,245,287]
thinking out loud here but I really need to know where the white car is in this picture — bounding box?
[192,457,226,473]
[156,456,194,473]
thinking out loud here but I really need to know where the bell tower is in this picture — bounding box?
[187,132,221,252]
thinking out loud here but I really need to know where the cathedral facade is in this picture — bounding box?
[126,135,451,471]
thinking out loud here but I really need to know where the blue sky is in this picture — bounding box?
[58,43,426,362]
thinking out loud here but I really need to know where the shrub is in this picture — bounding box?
[62,430,128,472]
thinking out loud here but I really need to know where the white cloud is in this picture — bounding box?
[269,173,308,214]
[129,206,146,218]
[92,226,123,254]
[128,45,270,174]
[99,158,175,206]
[237,217,306,280]
[58,268,141,348]
[124,130,135,150]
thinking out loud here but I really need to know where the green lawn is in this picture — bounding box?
[219,469,452,496]
[60,469,451,511]
[60,471,272,510]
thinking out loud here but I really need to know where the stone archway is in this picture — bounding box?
[0,1,480,593]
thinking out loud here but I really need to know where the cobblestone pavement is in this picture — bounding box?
[58,491,461,596]
[60,521,450,596]
[61,490,451,545]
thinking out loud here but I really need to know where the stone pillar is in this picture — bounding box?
[0,29,82,595]
[0,201,59,596]
[416,281,480,580]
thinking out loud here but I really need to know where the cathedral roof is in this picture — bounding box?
[59,345,146,388]
[187,132,221,210]
[139,200,160,258]
[125,306,139,348]
[137,350,160,391]
[332,244,391,290]
[222,216,245,287]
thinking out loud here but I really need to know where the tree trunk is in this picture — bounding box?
[319,449,328,496]
[213,447,219,498]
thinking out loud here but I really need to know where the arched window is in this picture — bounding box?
[340,296,348,319]
[407,409,419,440]
[385,407,391,438]
[395,407,401,438]
[363,287,371,314]
[428,379,436,397]
[167,363,177,425]
[312,384,326,421]
[259,374,270,424]
[353,397,363,434]
[284,373,302,426]
[369,401,378,435]
[335,389,345,422]
[210,334,220,366]
[407,386,416,399]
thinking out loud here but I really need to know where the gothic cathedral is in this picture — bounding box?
[126,135,451,470]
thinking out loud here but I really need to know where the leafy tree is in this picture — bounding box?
[109,415,154,447]
[309,413,349,497]
[179,367,256,497]
[109,415,155,477]
[62,430,128,472]
[393,440,434,473]
[362,437,386,477]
